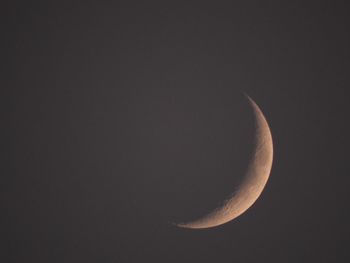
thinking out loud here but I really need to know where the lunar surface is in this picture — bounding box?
[175,96,273,229]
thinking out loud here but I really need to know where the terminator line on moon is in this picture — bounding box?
[175,96,273,229]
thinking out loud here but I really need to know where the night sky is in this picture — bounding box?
[5,1,350,262]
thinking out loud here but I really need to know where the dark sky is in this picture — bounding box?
[5,1,350,262]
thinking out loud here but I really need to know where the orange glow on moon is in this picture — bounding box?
[176,96,273,229]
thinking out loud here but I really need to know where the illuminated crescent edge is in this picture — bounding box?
[175,96,273,229]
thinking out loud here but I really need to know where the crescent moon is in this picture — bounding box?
[176,95,273,229]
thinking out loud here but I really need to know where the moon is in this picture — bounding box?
[175,95,273,229]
